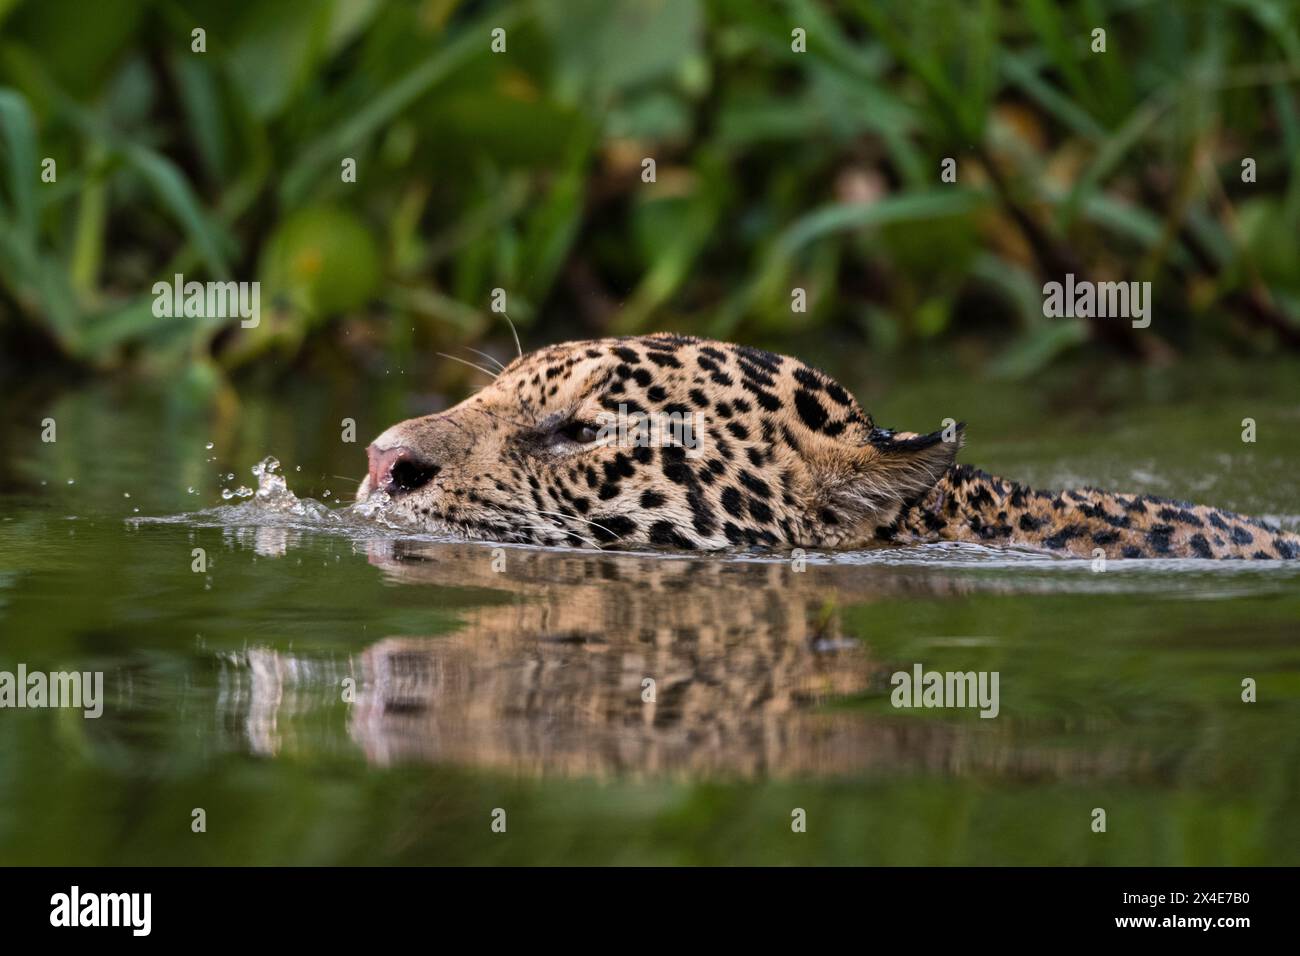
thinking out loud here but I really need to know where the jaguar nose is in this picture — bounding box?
[366,444,441,495]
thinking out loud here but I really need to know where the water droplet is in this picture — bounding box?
[67,479,75,485]
[123,492,131,499]
[221,489,234,500]
[205,442,214,450]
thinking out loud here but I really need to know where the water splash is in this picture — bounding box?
[131,455,415,537]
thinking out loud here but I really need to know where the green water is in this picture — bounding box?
[1,357,1299,865]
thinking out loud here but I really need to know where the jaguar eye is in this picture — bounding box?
[559,420,600,444]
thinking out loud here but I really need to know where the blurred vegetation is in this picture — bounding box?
[1,0,1299,389]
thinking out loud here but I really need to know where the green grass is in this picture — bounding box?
[0,0,1298,385]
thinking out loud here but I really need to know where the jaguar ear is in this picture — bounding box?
[822,423,964,523]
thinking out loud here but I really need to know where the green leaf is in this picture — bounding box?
[260,204,381,317]
[969,252,1046,329]
[990,319,1090,379]
[1019,0,1094,115]
[54,97,236,277]
[614,155,728,333]
[117,141,233,277]
[709,190,990,338]
[226,2,334,121]
[173,55,230,182]
[0,87,38,248]
[279,4,523,206]
[1002,53,1106,140]
[1059,93,1169,228]
[773,189,989,260]
[1080,195,1193,270]
[75,296,169,358]
[519,131,594,307]
[536,0,702,102]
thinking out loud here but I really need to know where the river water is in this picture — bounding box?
[2,359,1298,864]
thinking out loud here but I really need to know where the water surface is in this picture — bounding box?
[2,359,1298,865]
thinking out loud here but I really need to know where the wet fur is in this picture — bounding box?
[358,334,1299,560]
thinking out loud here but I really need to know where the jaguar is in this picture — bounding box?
[357,334,1299,560]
